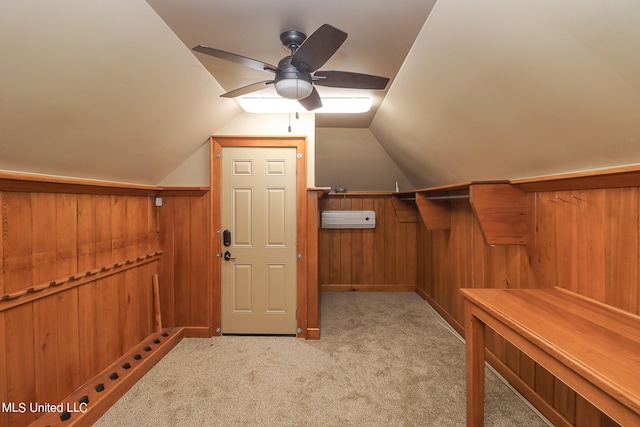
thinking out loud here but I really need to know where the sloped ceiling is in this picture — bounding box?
[0,0,239,184]
[1,1,639,188]
[371,0,640,188]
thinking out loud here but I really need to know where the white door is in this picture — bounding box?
[221,146,297,334]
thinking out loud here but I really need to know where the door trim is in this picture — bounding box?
[210,136,308,338]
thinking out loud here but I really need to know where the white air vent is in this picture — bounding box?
[321,210,376,229]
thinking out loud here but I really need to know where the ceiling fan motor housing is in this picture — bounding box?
[274,56,313,100]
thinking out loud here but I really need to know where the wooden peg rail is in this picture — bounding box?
[28,327,184,426]
[0,251,163,312]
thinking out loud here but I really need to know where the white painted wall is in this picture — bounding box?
[158,112,316,187]
[316,128,414,192]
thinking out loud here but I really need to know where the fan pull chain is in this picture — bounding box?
[287,111,300,133]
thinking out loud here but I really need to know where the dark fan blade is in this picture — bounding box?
[221,80,274,98]
[291,24,347,72]
[313,71,390,90]
[298,87,322,111]
[192,45,277,73]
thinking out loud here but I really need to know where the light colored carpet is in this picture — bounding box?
[95,292,548,426]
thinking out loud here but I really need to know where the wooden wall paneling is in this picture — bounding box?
[535,364,556,413]
[361,198,375,284]
[452,199,472,321]
[519,351,536,395]
[158,196,176,327]
[471,207,485,294]
[530,192,558,288]
[95,195,119,368]
[56,288,81,397]
[78,283,101,379]
[78,194,97,271]
[173,197,192,326]
[575,190,606,300]
[189,194,210,328]
[404,220,417,288]
[327,198,342,284]
[505,245,529,290]
[4,304,36,425]
[604,187,639,313]
[372,198,386,283]
[504,246,529,374]
[33,296,59,409]
[55,194,81,397]
[575,395,604,426]
[0,311,6,427]
[111,196,127,355]
[553,191,579,293]
[149,196,160,253]
[31,193,61,406]
[384,198,397,284]
[95,195,113,265]
[340,198,353,284]
[123,196,142,350]
[350,198,364,285]
[56,193,78,275]
[317,198,330,287]
[77,194,99,384]
[128,197,153,345]
[554,378,577,424]
[2,192,32,293]
[0,197,5,426]
[32,193,57,283]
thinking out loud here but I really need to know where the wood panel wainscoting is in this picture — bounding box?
[0,173,208,426]
[415,167,640,426]
[318,192,417,292]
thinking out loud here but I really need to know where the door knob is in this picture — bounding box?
[223,251,236,261]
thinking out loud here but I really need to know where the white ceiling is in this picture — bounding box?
[1,1,640,188]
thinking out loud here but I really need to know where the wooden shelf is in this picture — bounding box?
[415,193,452,230]
[407,180,528,245]
[511,164,640,192]
[469,183,528,245]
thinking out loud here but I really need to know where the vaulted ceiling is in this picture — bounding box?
[1,1,639,188]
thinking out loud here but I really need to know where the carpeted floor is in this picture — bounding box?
[96,292,549,426]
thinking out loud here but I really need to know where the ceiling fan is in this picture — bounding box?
[192,24,390,111]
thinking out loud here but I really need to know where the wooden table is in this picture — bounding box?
[461,287,640,426]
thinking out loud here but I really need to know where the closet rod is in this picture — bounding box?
[425,194,470,200]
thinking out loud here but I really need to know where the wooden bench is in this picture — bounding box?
[461,287,640,426]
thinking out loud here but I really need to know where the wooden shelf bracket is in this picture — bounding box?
[469,183,528,245]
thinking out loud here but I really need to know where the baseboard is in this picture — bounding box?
[414,287,464,336]
[306,328,320,340]
[321,284,415,292]
[30,327,184,427]
[183,326,211,338]
[485,352,564,426]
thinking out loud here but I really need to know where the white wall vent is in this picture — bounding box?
[321,210,376,229]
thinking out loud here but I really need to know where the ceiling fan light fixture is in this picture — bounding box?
[274,78,313,100]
